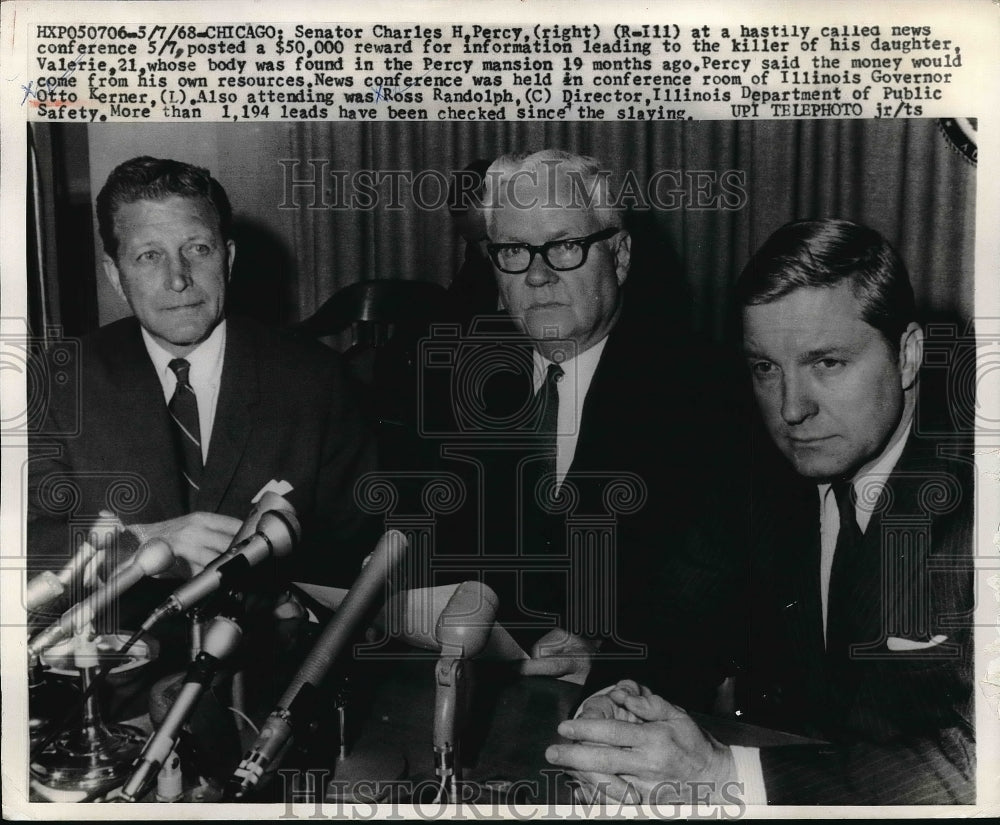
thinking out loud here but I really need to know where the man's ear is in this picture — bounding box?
[614,231,631,286]
[226,239,236,280]
[102,255,127,302]
[898,322,924,391]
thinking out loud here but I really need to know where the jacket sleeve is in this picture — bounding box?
[759,723,974,804]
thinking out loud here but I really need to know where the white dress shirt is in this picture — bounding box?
[578,408,917,805]
[531,336,608,487]
[733,411,915,804]
[817,420,912,639]
[141,321,227,463]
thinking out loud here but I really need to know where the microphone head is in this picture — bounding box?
[256,510,300,559]
[230,492,297,547]
[200,616,243,660]
[255,491,297,516]
[134,538,175,576]
[435,581,499,659]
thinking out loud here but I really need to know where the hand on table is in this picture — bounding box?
[547,685,737,804]
[519,628,599,681]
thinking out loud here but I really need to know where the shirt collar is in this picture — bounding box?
[141,320,227,388]
[818,407,914,530]
[532,335,609,393]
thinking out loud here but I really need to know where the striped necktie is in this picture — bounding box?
[168,358,202,508]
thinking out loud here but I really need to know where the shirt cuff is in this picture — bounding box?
[572,684,616,718]
[730,745,767,805]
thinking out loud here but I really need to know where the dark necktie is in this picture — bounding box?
[514,361,565,646]
[826,480,863,661]
[168,358,203,508]
[538,362,564,492]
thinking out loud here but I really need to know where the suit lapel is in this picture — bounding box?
[568,321,637,474]
[102,320,187,516]
[846,431,940,651]
[779,482,827,670]
[196,321,259,512]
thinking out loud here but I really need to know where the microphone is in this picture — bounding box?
[26,540,100,612]
[435,580,499,659]
[432,582,498,784]
[140,509,300,633]
[231,491,297,546]
[27,539,174,659]
[119,616,243,802]
[225,530,408,800]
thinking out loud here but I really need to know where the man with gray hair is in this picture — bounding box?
[463,150,742,696]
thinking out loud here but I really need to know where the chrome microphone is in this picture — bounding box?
[432,581,498,787]
[119,616,243,802]
[27,539,174,659]
[231,491,297,546]
[435,580,499,660]
[225,530,408,800]
[140,509,299,633]
[26,540,101,612]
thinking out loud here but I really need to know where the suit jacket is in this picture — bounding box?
[28,316,377,598]
[420,307,749,708]
[742,428,975,804]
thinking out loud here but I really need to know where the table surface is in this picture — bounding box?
[273,654,822,805]
[30,640,823,804]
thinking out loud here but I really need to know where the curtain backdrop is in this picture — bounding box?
[81,119,975,343]
[283,119,975,341]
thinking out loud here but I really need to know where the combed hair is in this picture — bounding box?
[482,149,620,238]
[96,156,232,261]
[736,219,916,349]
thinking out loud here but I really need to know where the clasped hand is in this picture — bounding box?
[545,681,736,805]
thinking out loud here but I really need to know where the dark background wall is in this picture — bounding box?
[30,119,976,344]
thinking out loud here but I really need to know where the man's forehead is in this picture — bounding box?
[113,195,218,232]
[492,200,599,239]
[742,283,874,346]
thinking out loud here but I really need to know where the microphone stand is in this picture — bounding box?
[119,614,243,802]
[391,582,500,806]
[432,653,468,801]
[142,591,247,801]
[224,530,408,802]
[29,624,148,798]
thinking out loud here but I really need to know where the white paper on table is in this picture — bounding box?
[292,581,529,661]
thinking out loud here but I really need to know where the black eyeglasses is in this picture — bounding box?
[486,227,621,274]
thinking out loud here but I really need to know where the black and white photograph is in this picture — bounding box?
[1,1,998,819]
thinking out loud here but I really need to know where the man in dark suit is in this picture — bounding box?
[433,150,742,692]
[28,157,375,621]
[545,219,974,804]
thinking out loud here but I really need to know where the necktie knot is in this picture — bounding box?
[832,480,858,536]
[546,362,564,386]
[169,358,192,387]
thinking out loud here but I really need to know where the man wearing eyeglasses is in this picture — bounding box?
[468,150,743,697]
